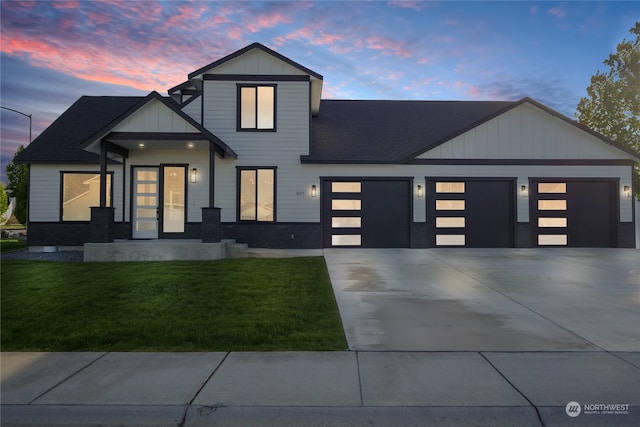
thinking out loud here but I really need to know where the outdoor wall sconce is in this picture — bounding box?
[416,184,424,198]
[190,168,197,183]
[311,185,317,197]
[520,185,529,197]
[623,185,631,198]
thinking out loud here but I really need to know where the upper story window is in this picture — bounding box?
[237,84,276,131]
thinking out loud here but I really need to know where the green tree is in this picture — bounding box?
[0,183,8,222]
[576,22,640,197]
[6,145,28,225]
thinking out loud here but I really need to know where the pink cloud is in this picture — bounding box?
[548,6,567,19]
[388,1,425,11]
[365,35,411,58]
[51,1,80,10]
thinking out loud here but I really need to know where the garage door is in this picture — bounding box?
[427,179,515,248]
[322,178,411,248]
[532,179,617,247]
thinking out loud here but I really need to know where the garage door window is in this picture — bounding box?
[332,235,362,246]
[332,217,362,228]
[332,182,361,193]
[436,200,465,210]
[436,182,465,193]
[332,200,361,210]
[436,235,465,246]
[436,217,465,228]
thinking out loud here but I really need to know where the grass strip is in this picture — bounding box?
[1,257,347,351]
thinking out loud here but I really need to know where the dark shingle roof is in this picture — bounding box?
[306,100,514,163]
[16,96,143,163]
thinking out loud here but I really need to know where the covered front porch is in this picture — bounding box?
[81,92,237,247]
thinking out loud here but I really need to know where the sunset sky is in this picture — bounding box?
[1,1,638,182]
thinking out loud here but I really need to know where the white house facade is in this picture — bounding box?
[17,43,639,249]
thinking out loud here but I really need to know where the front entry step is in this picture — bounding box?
[83,239,228,262]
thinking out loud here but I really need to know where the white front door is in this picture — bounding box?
[133,167,159,239]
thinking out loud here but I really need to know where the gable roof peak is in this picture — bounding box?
[187,42,323,80]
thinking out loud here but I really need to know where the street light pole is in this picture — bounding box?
[1,106,32,143]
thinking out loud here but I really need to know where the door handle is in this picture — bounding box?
[156,207,160,221]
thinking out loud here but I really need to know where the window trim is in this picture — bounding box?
[236,84,277,132]
[60,171,114,222]
[236,166,277,223]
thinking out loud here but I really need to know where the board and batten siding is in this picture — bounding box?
[201,48,310,77]
[112,98,199,133]
[418,103,631,160]
[29,164,122,222]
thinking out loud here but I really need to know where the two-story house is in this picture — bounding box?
[16,42,639,254]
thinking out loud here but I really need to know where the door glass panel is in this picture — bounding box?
[137,208,156,218]
[332,235,362,246]
[137,183,156,193]
[436,217,465,228]
[136,196,156,206]
[538,217,567,227]
[163,167,185,233]
[332,199,361,210]
[436,200,465,210]
[538,183,566,193]
[435,182,465,193]
[332,217,362,228]
[240,170,257,220]
[136,221,157,231]
[538,234,568,245]
[538,200,567,210]
[137,171,157,181]
[332,182,361,193]
[436,234,465,246]
[257,169,274,221]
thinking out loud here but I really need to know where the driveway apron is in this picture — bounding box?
[323,248,640,352]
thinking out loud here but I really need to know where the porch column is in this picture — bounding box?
[202,140,221,242]
[99,139,108,207]
[90,139,114,242]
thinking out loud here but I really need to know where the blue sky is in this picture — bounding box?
[1,1,638,182]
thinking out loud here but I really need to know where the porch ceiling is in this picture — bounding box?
[106,137,210,151]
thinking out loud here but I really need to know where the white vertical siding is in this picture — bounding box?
[112,99,199,133]
[203,49,309,77]
[418,103,634,160]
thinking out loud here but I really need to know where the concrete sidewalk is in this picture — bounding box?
[2,351,639,426]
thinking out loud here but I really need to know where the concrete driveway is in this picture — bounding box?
[323,248,640,352]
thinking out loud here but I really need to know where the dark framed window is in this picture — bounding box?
[238,167,276,222]
[60,172,112,221]
[237,84,276,131]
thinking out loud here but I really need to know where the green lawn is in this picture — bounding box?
[1,257,347,351]
[0,239,27,253]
